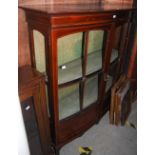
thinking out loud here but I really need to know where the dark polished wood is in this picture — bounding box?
[127,32,137,93]
[20,4,135,154]
[58,104,97,146]
[127,32,137,79]
[19,66,53,155]
[19,0,134,6]
[19,3,134,14]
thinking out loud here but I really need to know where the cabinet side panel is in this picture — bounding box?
[18,0,48,67]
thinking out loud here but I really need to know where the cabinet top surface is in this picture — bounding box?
[18,66,44,91]
[19,3,134,15]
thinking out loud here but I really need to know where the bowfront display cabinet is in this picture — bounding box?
[20,3,134,154]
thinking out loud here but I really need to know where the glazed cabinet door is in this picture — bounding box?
[52,26,111,121]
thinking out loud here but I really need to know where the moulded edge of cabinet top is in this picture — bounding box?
[19,2,135,15]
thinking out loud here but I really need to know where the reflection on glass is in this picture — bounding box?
[33,30,46,74]
[107,26,124,93]
[105,75,113,93]
[86,30,105,75]
[110,49,118,63]
[58,83,80,120]
[83,75,98,108]
[58,33,83,84]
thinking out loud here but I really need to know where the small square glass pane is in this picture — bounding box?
[83,75,98,108]
[86,30,105,75]
[58,83,80,120]
[58,32,83,84]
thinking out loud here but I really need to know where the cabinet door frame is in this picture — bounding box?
[50,23,115,122]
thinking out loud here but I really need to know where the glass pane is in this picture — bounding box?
[33,30,46,74]
[58,32,83,84]
[110,25,125,64]
[86,30,105,75]
[83,75,98,108]
[107,25,124,93]
[58,83,80,120]
[110,49,119,63]
[105,75,113,93]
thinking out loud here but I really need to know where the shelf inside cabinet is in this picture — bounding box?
[58,58,82,84]
[83,75,98,108]
[58,83,80,120]
[58,32,83,85]
[86,50,102,75]
[86,48,118,76]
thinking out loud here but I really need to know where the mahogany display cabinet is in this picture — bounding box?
[20,3,135,154]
